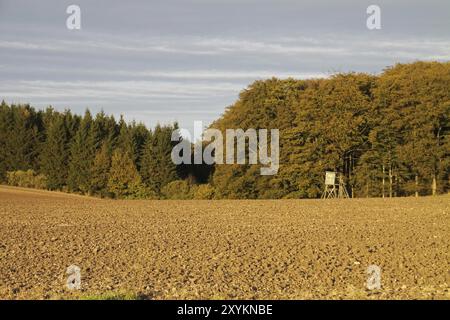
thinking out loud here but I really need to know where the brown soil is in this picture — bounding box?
[0,186,449,299]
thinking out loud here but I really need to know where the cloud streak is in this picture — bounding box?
[0,0,449,132]
[1,35,450,60]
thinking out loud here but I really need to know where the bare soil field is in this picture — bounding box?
[0,186,449,300]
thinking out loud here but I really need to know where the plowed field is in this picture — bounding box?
[0,186,448,299]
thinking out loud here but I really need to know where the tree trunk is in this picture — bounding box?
[432,174,437,196]
[393,169,398,197]
[389,165,393,198]
[415,174,419,197]
[349,154,353,198]
[382,165,385,198]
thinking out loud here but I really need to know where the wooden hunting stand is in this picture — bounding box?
[321,171,349,199]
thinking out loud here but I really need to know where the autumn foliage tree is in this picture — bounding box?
[107,149,150,199]
[211,62,449,198]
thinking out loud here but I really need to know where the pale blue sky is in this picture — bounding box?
[1,0,449,132]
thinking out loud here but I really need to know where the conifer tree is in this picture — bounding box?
[40,115,70,190]
[116,116,134,155]
[90,143,111,197]
[140,124,178,194]
[130,122,151,171]
[0,103,41,178]
[67,110,94,193]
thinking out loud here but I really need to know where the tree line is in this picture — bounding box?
[1,61,449,198]
[0,104,187,198]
